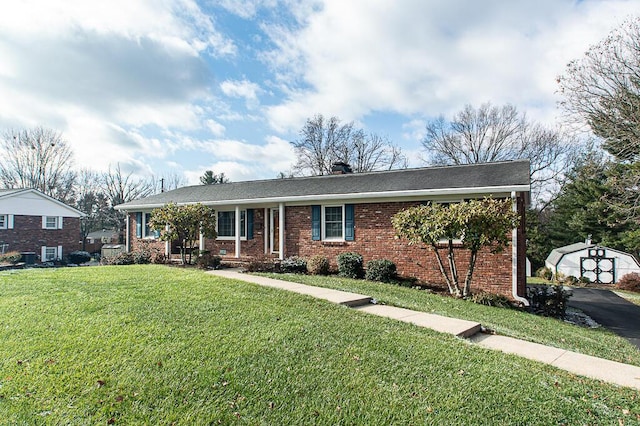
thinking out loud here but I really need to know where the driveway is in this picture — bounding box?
[568,287,640,350]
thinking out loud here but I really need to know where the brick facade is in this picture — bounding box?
[127,197,527,299]
[0,215,82,259]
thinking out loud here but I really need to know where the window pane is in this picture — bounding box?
[144,213,151,237]
[45,247,57,260]
[0,215,5,228]
[324,206,343,239]
[46,216,57,228]
[240,210,246,238]
[218,211,234,237]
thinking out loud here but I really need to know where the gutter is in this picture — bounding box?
[511,191,529,306]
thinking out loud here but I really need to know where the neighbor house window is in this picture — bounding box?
[323,205,344,240]
[44,216,59,229]
[0,214,6,229]
[41,246,61,261]
[217,210,246,239]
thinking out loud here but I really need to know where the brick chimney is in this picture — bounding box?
[331,162,353,174]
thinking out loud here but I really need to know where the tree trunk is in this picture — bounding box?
[463,250,478,298]
[431,245,455,294]
[447,239,462,297]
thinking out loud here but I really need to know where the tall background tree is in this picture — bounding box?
[291,114,407,176]
[558,17,640,259]
[200,170,230,185]
[0,126,76,203]
[421,103,573,206]
[101,164,154,235]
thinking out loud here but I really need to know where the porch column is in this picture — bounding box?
[199,229,205,252]
[264,207,268,255]
[235,205,241,258]
[278,203,285,260]
[165,224,170,256]
[125,212,130,252]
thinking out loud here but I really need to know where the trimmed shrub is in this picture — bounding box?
[536,266,552,281]
[365,259,397,283]
[617,272,640,292]
[471,292,513,308]
[153,253,168,264]
[307,255,330,275]
[245,257,278,273]
[0,251,22,264]
[68,250,91,264]
[195,252,222,270]
[337,252,364,279]
[132,249,152,264]
[101,252,134,266]
[280,256,307,274]
[526,284,571,319]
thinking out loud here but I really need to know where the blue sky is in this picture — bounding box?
[0,0,639,184]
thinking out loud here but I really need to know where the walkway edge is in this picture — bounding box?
[207,269,640,390]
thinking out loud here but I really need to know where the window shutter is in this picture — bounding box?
[135,212,142,238]
[58,245,63,260]
[311,205,321,241]
[58,216,63,229]
[42,216,46,229]
[41,246,46,261]
[345,204,355,241]
[8,214,13,229]
[247,209,254,240]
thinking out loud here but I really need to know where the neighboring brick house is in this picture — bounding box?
[116,161,530,302]
[0,188,84,261]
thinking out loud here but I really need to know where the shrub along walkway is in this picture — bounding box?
[209,269,640,391]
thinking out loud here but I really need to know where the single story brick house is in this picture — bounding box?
[116,160,530,302]
[0,188,84,261]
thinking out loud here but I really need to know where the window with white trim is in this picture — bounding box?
[44,216,58,229]
[143,213,158,238]
[322,205,344,240]
[0,214,6,229]
[42,246,59,261]
[217,210,246,239]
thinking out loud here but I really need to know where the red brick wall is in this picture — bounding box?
[0,215,82,259]
[126,198,527,299]
[285,201,525,299]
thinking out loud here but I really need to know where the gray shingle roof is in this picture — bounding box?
[116,160,530,210]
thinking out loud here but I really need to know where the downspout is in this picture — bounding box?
[511,191,529,306]
[125,211,130,252]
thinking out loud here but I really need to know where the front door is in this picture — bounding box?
[270,208,279,254]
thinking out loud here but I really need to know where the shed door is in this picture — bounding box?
[580,250,615,284]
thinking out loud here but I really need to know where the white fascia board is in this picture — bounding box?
[116,185,529,210]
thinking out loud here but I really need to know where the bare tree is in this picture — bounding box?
[0,127,76,203]
[152,172,188,193]
[102,164,154,234]
[421,103,573,205]
[75,169,110,249]
[292,114,407,176]
[558,17,640,162]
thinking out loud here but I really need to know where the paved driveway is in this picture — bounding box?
[568,287,640,350]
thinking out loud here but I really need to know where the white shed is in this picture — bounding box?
[545,242,640,284]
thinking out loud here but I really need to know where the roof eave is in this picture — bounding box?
[115,184,530,211]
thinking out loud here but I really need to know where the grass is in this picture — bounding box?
[260,273,640,366]
[1,266,639,424]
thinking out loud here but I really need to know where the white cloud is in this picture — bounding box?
[264,0,640,132]
[205,119,226,136]
[220,79,262,109]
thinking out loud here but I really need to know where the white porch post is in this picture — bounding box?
[264,207,268,255]
[165,224,170,256]
[235,205,241,258]
[278,203,285,260]
[199,230,205,252]
[125,212,130,252]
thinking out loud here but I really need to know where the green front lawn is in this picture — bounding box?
[260,273,640,366]
[1,265,638,424]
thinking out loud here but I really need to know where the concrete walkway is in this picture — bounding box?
[208,269,640,390]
